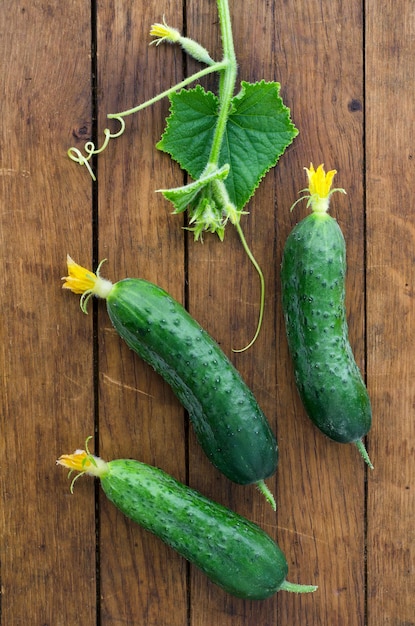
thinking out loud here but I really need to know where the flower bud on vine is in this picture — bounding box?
[150,17,215,66]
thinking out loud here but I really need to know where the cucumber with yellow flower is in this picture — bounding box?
[57,440,317,599]
[62,258,278,508]
[280,164,373,467]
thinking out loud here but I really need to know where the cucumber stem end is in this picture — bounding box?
[256,480,276,511]
[279,580,318,594]
[354,439,373,469]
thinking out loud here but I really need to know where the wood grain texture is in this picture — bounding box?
[95,1,188,624]
[274,2,367,625]
[366,0,415,624]
[1,0,414,624]
[0,1,96,624]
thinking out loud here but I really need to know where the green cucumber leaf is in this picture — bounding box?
[157,85,218,181]
[157,80,298,211]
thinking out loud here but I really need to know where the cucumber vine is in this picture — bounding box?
[68,0,298,351]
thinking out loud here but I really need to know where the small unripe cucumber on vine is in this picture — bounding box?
[280,164,373,467]
[57,445,317,599]
[62,257,278,507]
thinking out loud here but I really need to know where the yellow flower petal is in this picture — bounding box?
[305,163,337,199]
[57,442,109,488]
[150,18,180,45]
[290,163,346,214]
[57,450,93,472]
[62,255,114,313]
[298,163,346,214]
[62,255,98,294]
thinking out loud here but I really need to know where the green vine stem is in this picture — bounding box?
[232,222,265,353]
[68,0,237,182]
[208,176,265,353]
[68,62,226,180]
[68,0,266,350]
[204,0,267,352]
[206,0,237,166]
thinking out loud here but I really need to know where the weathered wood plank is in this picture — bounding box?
[0,1,96,624]
[274,1,367,625]
[366,0,415,623]
[95,1,188,624]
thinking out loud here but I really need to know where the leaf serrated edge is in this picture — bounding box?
[227,81,299,210]
[233,126,299,210]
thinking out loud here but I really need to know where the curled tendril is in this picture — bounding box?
[67,116,126,181]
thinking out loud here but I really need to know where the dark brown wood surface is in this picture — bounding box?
[1,0,414,624]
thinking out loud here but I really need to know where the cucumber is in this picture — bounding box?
[280,164,373,467]
[62,257,278,507]
[57,445,317,599]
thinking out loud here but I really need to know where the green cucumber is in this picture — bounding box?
[62,257,278,507]
[57,445,317,599]
[280,165,373,467]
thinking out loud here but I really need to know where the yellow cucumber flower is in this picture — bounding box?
[305,163,337,199]
[150,17,214,65]
[291,163,346,214]
[150,17,180,45]
[62,255,113,313]
[58,449,95,472]
[57,438,109,491]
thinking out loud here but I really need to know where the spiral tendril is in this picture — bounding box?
[67,116,126,181]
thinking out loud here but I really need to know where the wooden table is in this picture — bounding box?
[1,0,414,624]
